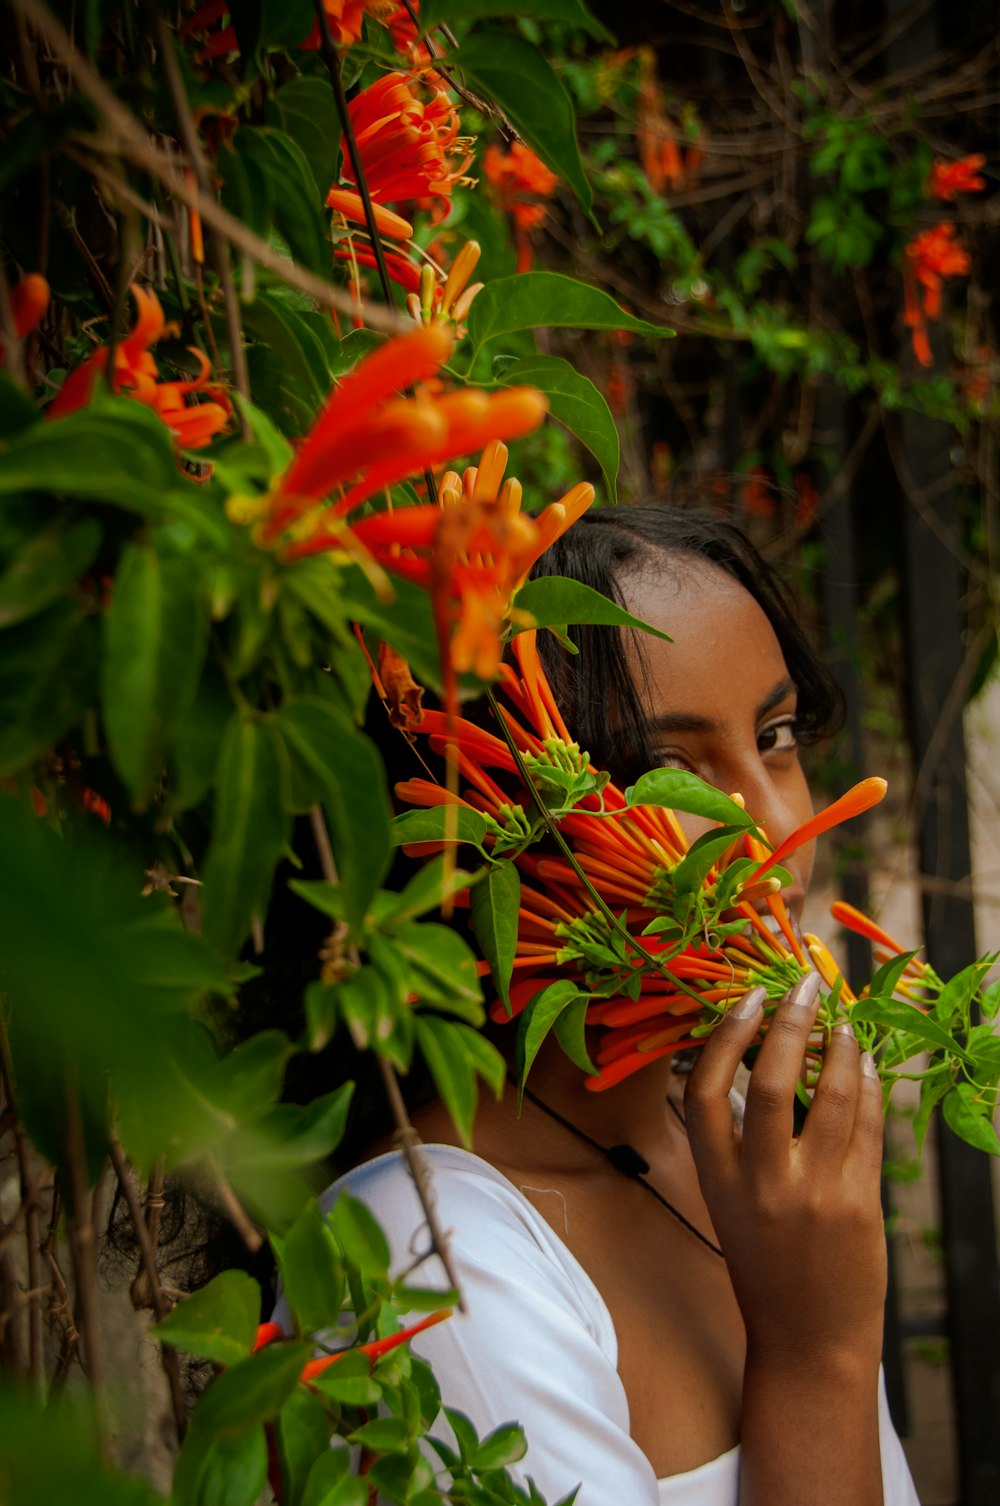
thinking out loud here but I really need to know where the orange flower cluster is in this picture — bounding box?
[927,154,987,201]
[327,72,472,243]
[47,285,231,450]
[182,0,388,58]
[230,325,557,687]
[482,142,558,272]
[1,273,49,359]
[636,48,704,195]
[397,631,888,1090]
[901,153,985,367]
[902,222,970,368]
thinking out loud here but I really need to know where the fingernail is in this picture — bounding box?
[730,984,767,1020]
[833,1022,855,1038]
[861,1051,878,1079]
[787,971,822,1009]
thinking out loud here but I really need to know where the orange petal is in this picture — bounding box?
[751,777,887,883]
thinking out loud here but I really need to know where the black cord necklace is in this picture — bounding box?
[516,1080,725,1261]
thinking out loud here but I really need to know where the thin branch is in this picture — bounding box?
[63,1084,112,1455]
[151,11,251,435]
[204,1158,264,1254]
[0,1012,44,1388]
[10,0,403,333]
[307,803,466,1308]
[108,1137,187,1440]
[311,0,394,308]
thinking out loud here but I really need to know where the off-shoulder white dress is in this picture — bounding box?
[286,1146,920,1506]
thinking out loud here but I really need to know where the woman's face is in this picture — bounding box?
[622,557,815,919]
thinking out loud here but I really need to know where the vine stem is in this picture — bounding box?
[0,1013,43,1388]
[63,1080,112,1457]
[307,804,466,1310]
[10,0,403,333]
[151,9,251,438]
[108,1137,187,1441]
[311,1,395,308]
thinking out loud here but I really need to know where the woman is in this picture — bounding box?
[301,507,920,1505]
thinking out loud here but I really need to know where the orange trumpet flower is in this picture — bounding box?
[327,72,473,240]
[47,284,231,450]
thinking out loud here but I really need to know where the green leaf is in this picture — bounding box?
[515,981,590,1101]
[551,996,597,1077]
[494,355,619,502]
[328,328,387,377]
[242,289,332,410]
[260,0,315,53]
[226,1087,355,1174]
[309,1350,381,1407]
[849,999,971,1063]
[101,542,208,807]
[275,697,391,940]
[450,1023,506,1099]
[210,1031,292,1119]
[201,715,289,957]
[156,1270,260,1367]
[172,1421,269,1506]
[168,663,233,814]
[470,861,520,1014]
[328,1190,391,1274]
[866,950,920,1002]
[941,1083,1000,1156]
[267,77,341,198]
[0,600,98,777]
[274,1204,345,1335]
[274,1386,331,1506]
[301,561,442,691]
[912,1069,951,1155]
[233,128,328,277]
[512,576,671,640]
[394,922,483,1018]
[626,768,756,829]
[932,958,997,1025]
[391,806,489,849]
[383,853,476,926]
[467,271,672,356]
[350,1416,413,1451]
[0,397,232,544]
[0,516,101,629]
[471,1422,529,1472]
[193,1342,311,1435]
[672,826,747,895]
[414,1013,478,1145]
[302,1448,366,1506]
[446,33,594,222]
[423,0,610,39]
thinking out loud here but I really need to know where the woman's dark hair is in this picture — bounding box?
[532,504,844,786]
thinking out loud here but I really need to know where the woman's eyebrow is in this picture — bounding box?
[642,677,799,737]
[755,677,798,720]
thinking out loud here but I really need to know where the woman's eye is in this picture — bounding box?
[653,750,693,772]
[757,719,799,754]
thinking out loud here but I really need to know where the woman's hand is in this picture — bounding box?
[684,972,887,1361]
[684,974,888,1505]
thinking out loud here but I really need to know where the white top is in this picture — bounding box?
[283,1146,920,1506]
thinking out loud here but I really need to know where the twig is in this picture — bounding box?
[311,0,394,308]
[0,259,27,388]
[0,1012,44,1388]
[64,1082,112,1457]
[307,803,466,1308]
[204,1158,263,1254]
[151,11,251,436]
[10,0,403,334]
[108,1137,187,1440]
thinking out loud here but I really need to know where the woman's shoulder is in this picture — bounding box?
[322,1145,615,1345]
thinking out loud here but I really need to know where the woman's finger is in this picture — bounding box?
[739,971,822,1165]
[847,1049,885,1185]
[798,1023,861,1162]
[685,985,767,1183]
